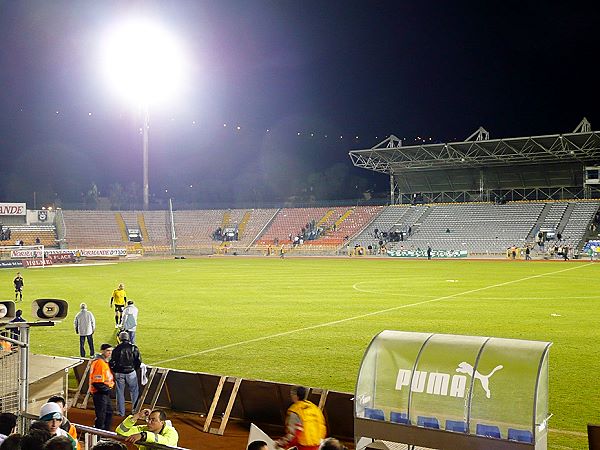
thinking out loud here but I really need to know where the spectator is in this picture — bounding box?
[275,386,326,450]
[120,301,138,344]
[110,284,127,326]
[110,332,142,417]
[74,303,95,358]
[9,309,26,340]
[319,438,347,450]
[43,436,73,450]
[35,237,41,245]
[247,441,268,450]
[0,434,22,450]
[89,344,114,431]
[90,440,127,450]
[37,403,76,449]
[47,396,79,447]
[0,412,17,445]
[116,409,178,448]
[21,423,51,450]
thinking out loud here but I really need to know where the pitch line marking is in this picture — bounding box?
[152,262,593,365]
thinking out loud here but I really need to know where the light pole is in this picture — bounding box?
[142,105,150,210]
[100,17,188,211]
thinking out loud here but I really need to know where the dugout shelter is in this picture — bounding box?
[354,330,551,450]
[349,118,600,204]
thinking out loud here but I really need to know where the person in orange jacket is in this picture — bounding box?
[89,344,114,430]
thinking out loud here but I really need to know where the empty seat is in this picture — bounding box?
[508,428,534,443]
[417,416,440,429]
[390,411,410,425]
[476,423,501,439]
[364,408,385,421]
[445,420,468,433]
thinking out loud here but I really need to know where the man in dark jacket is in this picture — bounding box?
[110,331,142,417]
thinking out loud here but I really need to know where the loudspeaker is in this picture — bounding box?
[31,299,69,321]
[0,300,16,323]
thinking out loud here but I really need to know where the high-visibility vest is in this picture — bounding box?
[89,357,114,393]
[287,400,327,446]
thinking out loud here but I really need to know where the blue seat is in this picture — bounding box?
[417,416,440,429]
[390,411,410,425]
[445,420,468,433]
[508,428,534,443]
[364,408,385,421]
[476,424,501,439]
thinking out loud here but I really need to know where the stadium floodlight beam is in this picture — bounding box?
[101,18,188,210]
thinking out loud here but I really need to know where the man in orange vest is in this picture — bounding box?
[89,343,114,430]
[275,386,327,450]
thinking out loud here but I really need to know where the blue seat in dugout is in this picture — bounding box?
[390,411,410,425]
[364,408,385,421]
[417,416,440,429]
[476,424,502,439]
[508,428,534,443]
[445,420,468,433]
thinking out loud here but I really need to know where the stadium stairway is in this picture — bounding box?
[558,203,576,234]
[222,210,231,228]
[137,213,150,241]
[237,211,251,239]
[115,213,129,242]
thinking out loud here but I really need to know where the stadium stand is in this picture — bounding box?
[403,202,545,254]
[62,211,124,248]
[8,225,58,247]
[58,201,599,256]
[346,205,429,251]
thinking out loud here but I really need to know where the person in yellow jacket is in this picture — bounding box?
[110,283,127,326]
[275,386,327,450]
[89,344,114,431]
[116,408,179,450]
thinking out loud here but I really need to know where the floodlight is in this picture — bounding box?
[100,17,188,106]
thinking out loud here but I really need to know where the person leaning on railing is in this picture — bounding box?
[115,408,178,450]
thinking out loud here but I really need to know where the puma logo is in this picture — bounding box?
[456,361,503,398]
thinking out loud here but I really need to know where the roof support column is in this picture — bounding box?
[390,173,395,204]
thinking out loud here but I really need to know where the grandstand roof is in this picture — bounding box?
[349,127,600,175]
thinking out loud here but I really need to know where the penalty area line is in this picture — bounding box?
[151,262,593,365]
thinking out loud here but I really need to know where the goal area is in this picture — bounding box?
[0,245,45,268]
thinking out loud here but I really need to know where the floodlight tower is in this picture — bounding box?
[101,18,187,210]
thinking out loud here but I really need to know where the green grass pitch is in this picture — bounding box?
[4,257,598,449]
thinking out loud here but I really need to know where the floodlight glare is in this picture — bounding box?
[101,18,187,106]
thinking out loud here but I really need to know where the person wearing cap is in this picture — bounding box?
[110,332,142,417]
[275,386,327,450]
[74,303,95,357]
[120,300,138,344]
[110,283,127,326]
[89,344,114,430]
[38,402,77,449]
[48,395,81,449]
[116,408,178,449]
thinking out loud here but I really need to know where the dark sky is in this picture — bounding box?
[0,1,599,206]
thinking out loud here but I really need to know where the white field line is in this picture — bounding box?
[152,262,593,365]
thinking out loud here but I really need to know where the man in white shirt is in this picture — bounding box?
[121,300,139,344]
[74,302,96,357]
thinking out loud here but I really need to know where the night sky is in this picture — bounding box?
[0,1,598,207]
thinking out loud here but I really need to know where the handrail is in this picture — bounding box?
[74,424,191,450]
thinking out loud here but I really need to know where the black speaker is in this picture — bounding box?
[31,299,69,321]
[0,300,16,323]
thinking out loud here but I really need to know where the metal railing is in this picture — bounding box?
[74,424,190,450]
